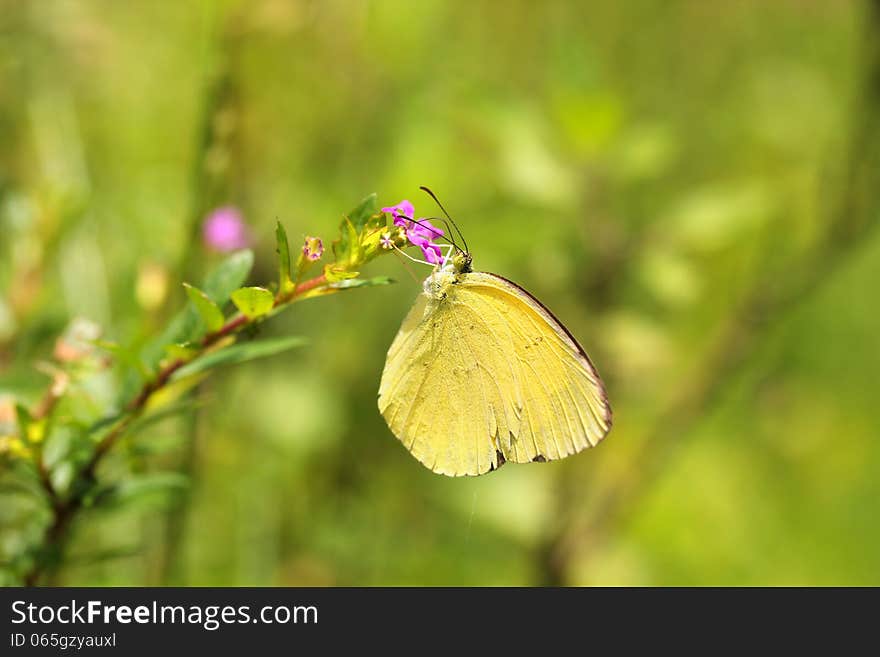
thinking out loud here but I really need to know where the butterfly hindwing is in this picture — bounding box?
[378,271,611,476]
[378,290,512,475]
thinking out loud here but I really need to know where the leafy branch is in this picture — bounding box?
[2,194,406,586]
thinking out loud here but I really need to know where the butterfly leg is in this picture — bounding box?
[392,243,456,269]
[440,243,455,267]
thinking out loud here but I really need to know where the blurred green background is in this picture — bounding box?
[2,0,879,585]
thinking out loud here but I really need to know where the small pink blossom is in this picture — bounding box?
[202,206,251,252]
[302,236,324,261]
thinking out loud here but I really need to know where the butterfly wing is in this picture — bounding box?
[378,283,522,476]
[378,271,612,476]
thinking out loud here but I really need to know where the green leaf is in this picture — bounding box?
[97,473,190,510]
[170,335,308,381]
[333,194,380,263]
[329,276,395,290]
[0,475,45,499]
[164,343,198,361]
[96,340,150,379]
[346,217,363,264]
[14,403,33,439]
[300,275,395,299]
[231,286,274,319]
[140,249,254,371]
[183,283,224,332]
[332,217,359,265]
[144,371,208,412]
[323,264,360,283]
[347,192,379,232]
[275,222,293,293]
[128,400,201,437]
[85,409,123,434]
[202,249,254,305]
[140,308,200,372]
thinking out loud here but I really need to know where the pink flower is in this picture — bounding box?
[416,240,444,265]
[302,236,324,261]
[382,200,446,265]
[382,200,415,223]
[202,206,251,252]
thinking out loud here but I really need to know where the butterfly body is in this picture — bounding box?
[378,254,612,477]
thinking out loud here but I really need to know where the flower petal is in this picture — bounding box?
[410,217,444,240]
[420,242,444,265]
[381,200,414,223]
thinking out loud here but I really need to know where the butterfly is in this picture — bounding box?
[377,191,612,476]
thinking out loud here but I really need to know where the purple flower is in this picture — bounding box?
[381,200,415,223]
[402,216,443,242]
[382,200,446,265]
[202,206,251,252]
[417,240,445,265]
[302,236,324,261]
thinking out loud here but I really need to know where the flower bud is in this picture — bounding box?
[302,236,324,261]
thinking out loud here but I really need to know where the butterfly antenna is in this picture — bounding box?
[410,216,462,251]
[420,186,469,254]
[392,249,422,284]
[407,217,447,241]
[406,216,466,258]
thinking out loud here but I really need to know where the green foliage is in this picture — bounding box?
[330,276,394,290]
[14,403,33,441]
[171,336,308,380]
[164,343,198,361]
[275,222,294,293]
[230,287,274,319]
[347,193,382,233]
[98,473,190,511]
[142,250,254,370]
[183,284,224,332]
[202,250,254,305]
[323,264,360,283]
[140,308,201,373]
[0,184,385,585]
[328,276,395,291]
[332,194,385,267]
[97,340,151,379]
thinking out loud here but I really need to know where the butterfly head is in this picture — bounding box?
[450,248,472,274]
[424,247,471,299]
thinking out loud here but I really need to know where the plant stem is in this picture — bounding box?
[22,272,331,586]
[154,12,245,582]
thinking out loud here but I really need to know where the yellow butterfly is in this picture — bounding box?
[378,194,612,476]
